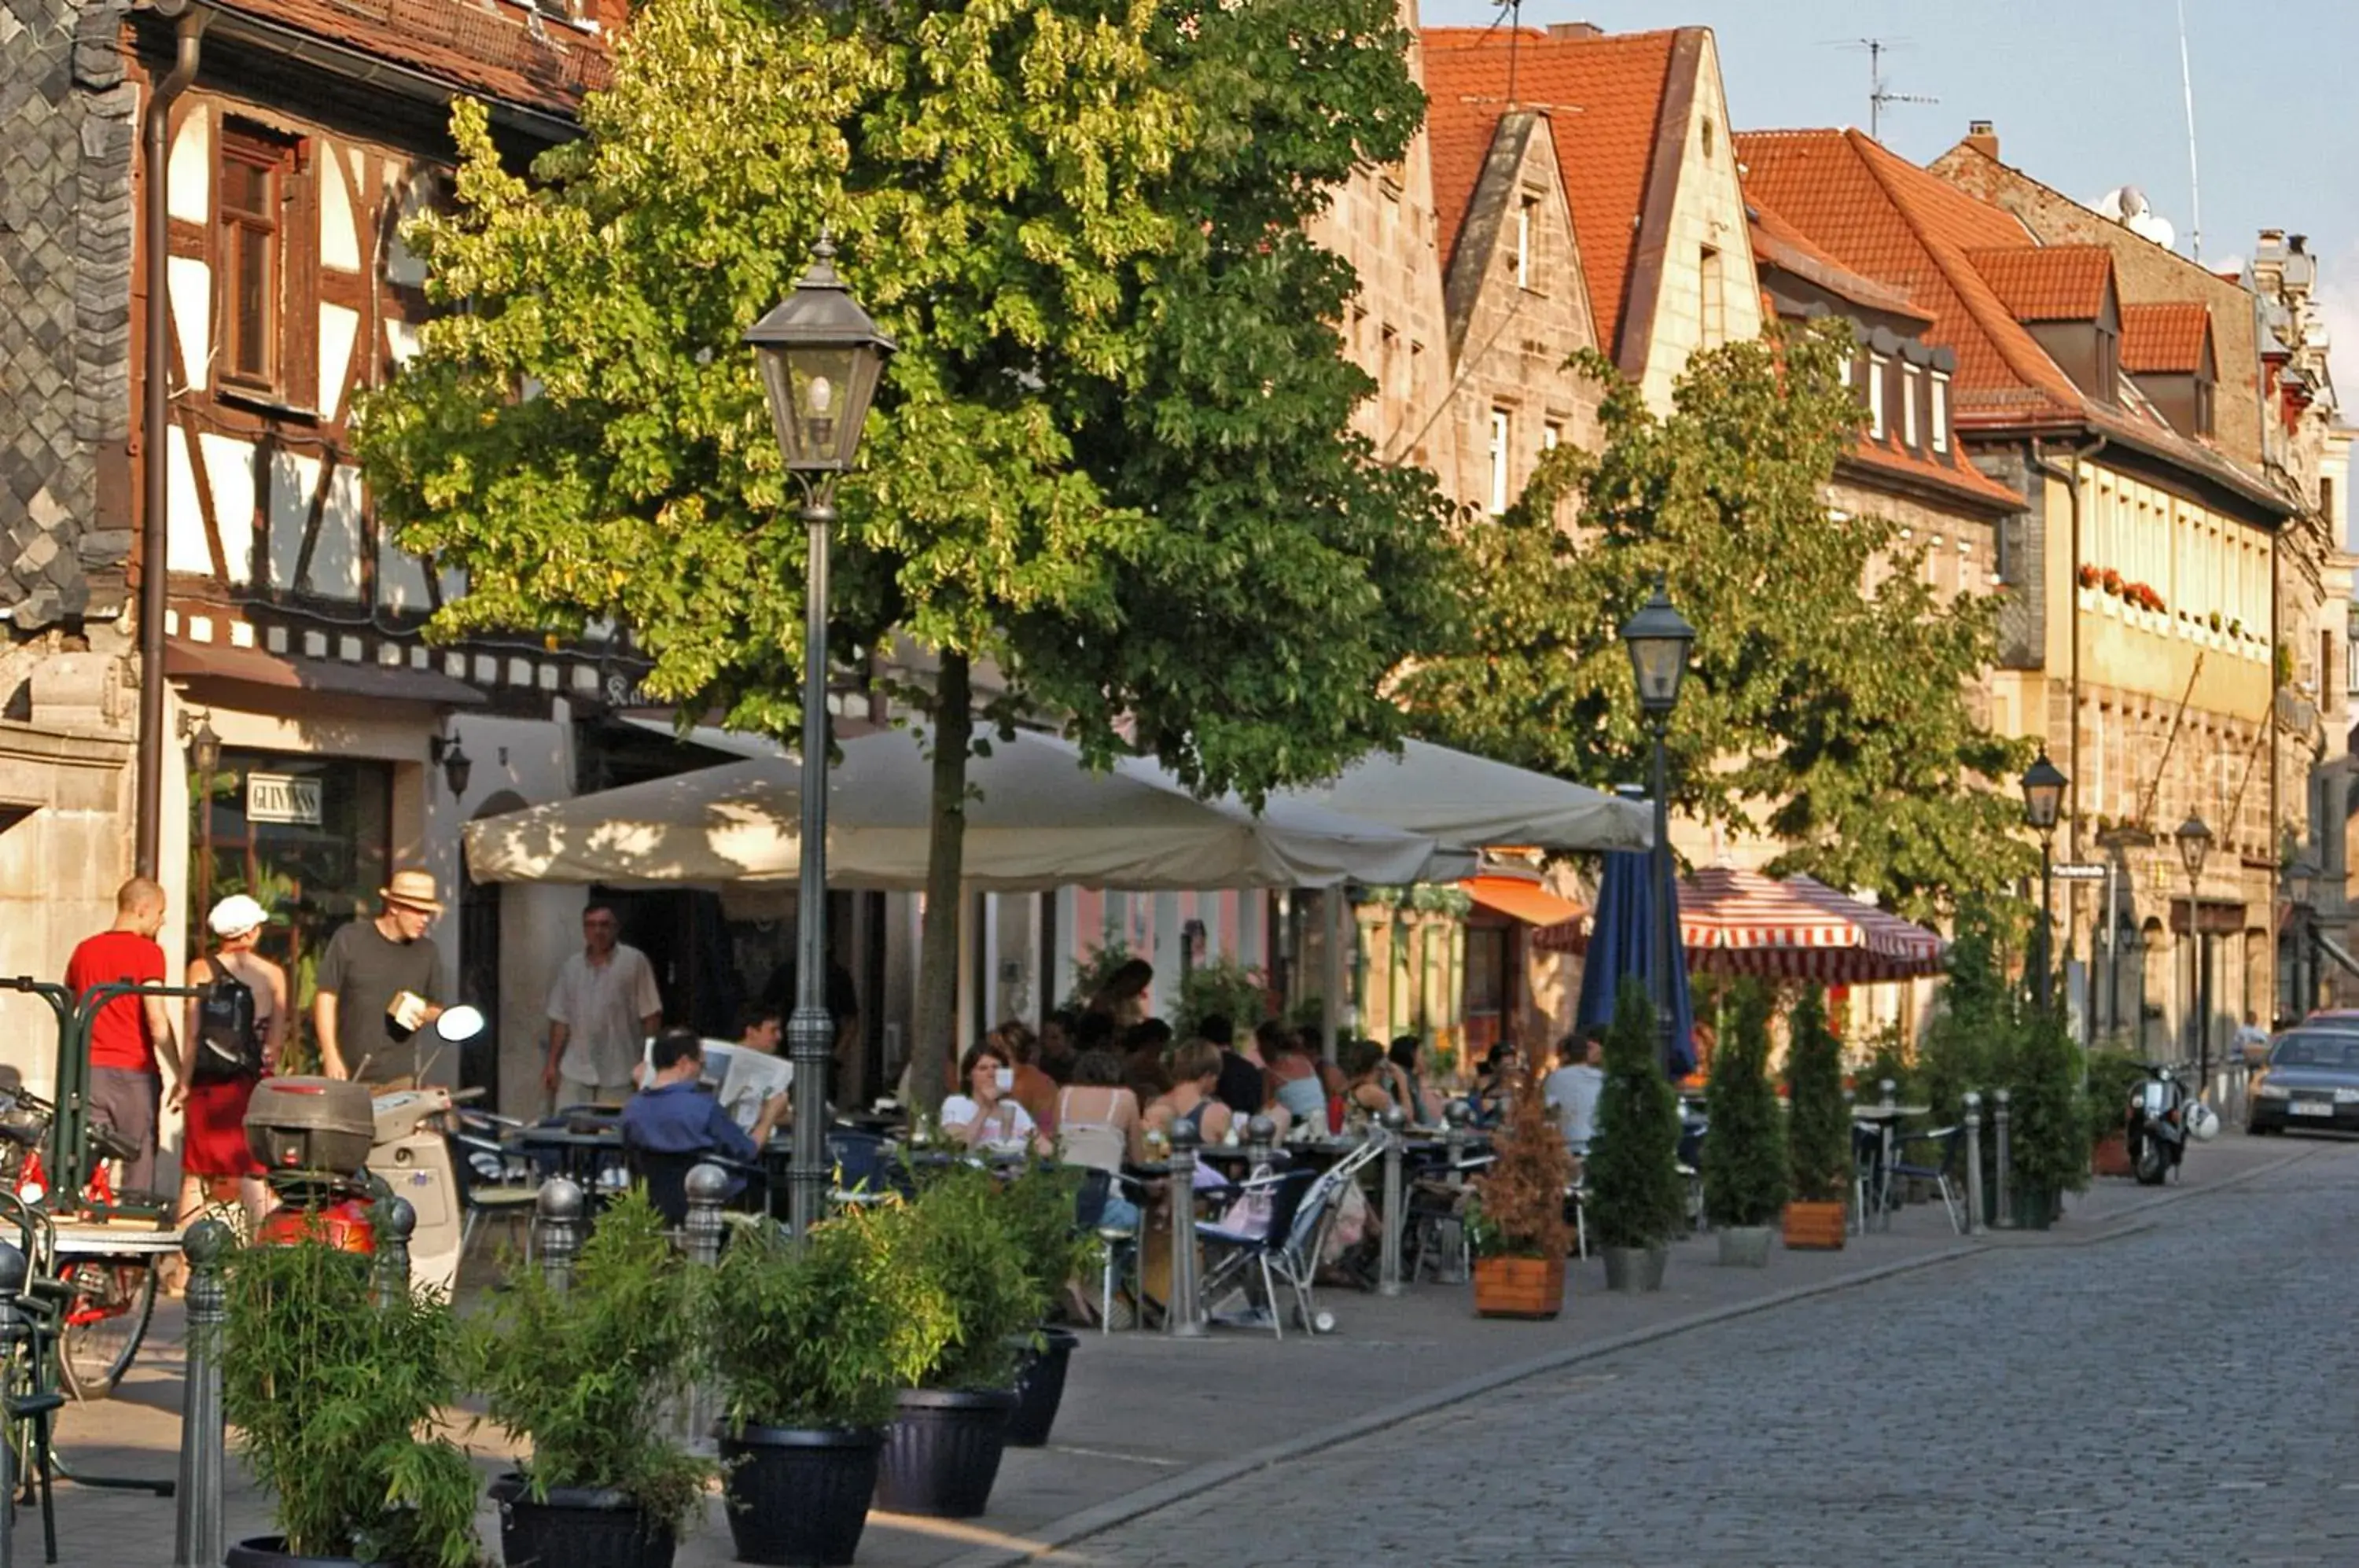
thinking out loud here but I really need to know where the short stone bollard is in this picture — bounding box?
[1165,1122,1205,1338]
[173,1218,235,1568]
[1962,1092,1984,1238]
[1378,1106,1408,1297]
[681,1164,731,1445]
[535,1176,586,1294]
[371,1194,416,1306]
[1993,1088,2013,1230]
[1243,1115,1276,1172]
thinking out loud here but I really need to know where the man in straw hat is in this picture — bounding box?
[314,868,450,1085]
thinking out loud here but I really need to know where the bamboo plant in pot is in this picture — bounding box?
[470,1187,712,1568]
[220,1234,480,1568]
[1783,987,1851,1250]
[705,1203,950,1567]
[2008,1009,2089,1230]
[992,1160,1095,1447]
[1464,1062,1574,1318]
[878,1165,1045,1518]
[1589,979,1686,1292]
[1702,979,1787,1267]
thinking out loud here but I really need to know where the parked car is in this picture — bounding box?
[2248,1029,2359,1135]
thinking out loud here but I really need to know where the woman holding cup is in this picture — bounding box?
[940,1040,1052,1156]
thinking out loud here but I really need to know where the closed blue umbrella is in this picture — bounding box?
[1574,848,1696,1077]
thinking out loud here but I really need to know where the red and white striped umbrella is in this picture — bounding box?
[1679,866,1943,983]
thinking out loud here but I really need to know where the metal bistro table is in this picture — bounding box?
[502,1126,625,1198]
[1849,1103,1930,1233]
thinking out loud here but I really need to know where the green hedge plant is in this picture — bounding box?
[1702,979,1787,1228]
[993,1159,1096,1316]
[904,1165,1047,1389]
[2010,1009,2090,1198]
[1587,977,1686,1250]
[1784,987,1851,1205]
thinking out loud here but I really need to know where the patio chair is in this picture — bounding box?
[1194,1167,1317,1338]
[1257,1139,1386,1334]
[1888,1124,1966,1235]
[454,1124,540,1264]
[825,1129,907,1207]
[1075,1167,1151,1333]
[624,1146,766,1231]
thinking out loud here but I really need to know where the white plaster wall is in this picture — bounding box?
[265,449,317,591]
[197,432,256,583]
[164,256,210,394]
[319,163,362,274]
[307,466,365,599]
[163,428,211,575]
[318,303,360,422]
[164,104,208,224]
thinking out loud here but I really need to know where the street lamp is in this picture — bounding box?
[2289,856,2320,1021]
[2019,752,2066,1014]
[2177,813,2212,1084]
[746,234,896,1243]
[1621,577,1694,1077]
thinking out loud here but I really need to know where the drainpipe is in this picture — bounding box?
[2030,434,2108,1009]
[134,1,211,878]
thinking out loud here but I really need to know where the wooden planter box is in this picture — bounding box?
[1472,1255,1565,1319]
[1781,1200,1847,1251]
[2092,1132,2133,1178]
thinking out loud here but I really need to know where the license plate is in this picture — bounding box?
[2291,1102,2335,1117]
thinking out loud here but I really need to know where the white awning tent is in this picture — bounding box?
[464,726,1459,893]
[1273,738,1652,852]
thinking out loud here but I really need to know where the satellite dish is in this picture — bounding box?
[2096,186,2173,248]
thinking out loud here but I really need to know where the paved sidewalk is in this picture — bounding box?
[37,1131,2306,1567]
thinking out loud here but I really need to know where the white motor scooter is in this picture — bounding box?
[366,1005,495,1297]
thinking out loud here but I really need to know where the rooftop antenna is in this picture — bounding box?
[1503,0,1520,106]
[1835,38,1937,143]
[2177,0,2203,260]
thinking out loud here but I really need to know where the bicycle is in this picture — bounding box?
[0,1087,163,1401]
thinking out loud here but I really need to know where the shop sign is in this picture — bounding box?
[247,772,323,826]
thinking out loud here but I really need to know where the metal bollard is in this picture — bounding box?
[1164,1122,1205,1338]
[173,1219,235,1568]
[1378,1106,1408,1297]
[1442,1097,1470,1174]
[1243,1114,1276,1172]
[684,1164,730,1268]
[1962,1092,1984,1238]
[1993,1088,2012,1231]
[371,1195,415,1306]
[535,1177,586,1294]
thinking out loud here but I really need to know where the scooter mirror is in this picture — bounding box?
[435,1004,487,1043]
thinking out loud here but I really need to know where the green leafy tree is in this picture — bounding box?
[1398,321,2031,919]
[1588,977,1685,1249]
[358,0,1459,1110]
[1701,977,1787,1228]
[1784,986,1852,1205]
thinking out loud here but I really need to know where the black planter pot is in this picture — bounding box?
[1005,1328,1078,1448]
[226,1540,389,1568]
[717,1424,885,1567]
[488,1473,677,1568]
[874,1388,1018,1519]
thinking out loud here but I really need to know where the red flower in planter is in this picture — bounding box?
[2078,564,2101,590]
[2101,569,2124,594]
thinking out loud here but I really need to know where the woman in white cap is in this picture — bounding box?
[177,893,285,1242]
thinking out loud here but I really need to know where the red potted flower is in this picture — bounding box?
[2077,563,2100,590]
[2101,569,2123,594]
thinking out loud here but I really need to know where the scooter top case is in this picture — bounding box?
[245,1077,374,1173]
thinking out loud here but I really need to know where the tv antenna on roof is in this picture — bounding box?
[1832,37,1937,143]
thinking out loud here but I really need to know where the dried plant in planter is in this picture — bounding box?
[1467,1066,1573,1259]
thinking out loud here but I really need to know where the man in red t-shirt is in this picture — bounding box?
[63,877,184,1194]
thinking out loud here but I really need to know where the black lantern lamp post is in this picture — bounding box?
[745,234,896,1243]
[2177,813,2212,1084]
[1620,577,1694,1077]
[2019,751,2066,1014]
[2288,855,2320,1022]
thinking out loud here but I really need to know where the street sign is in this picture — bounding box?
[2049,863,2108,881]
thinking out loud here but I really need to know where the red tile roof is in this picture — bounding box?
[1841,432,2026,511]
[209,0,609,120]
[1966,245,2115,322]
[2121,301,2213,374]
[1425,72,1508,273]
[1746,194,1924,322]
[1423,26,1682,363]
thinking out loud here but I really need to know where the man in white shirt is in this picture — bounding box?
[543,903,664,1106]
[2232,1010,2273,1066]
[1542,1029,1607,1154]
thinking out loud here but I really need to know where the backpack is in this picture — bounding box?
[192,971,264,1085]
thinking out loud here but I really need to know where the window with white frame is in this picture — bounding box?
[1902,364,1922,449]
[1488,408,1512,514]
[1930,372,1949,453]
[1516,201,1533,289]
[1867,356,1887,440]
[1541,421,1561,453]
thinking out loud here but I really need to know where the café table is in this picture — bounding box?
[502,1124,625,1194]
[1849,1102,1930,1233]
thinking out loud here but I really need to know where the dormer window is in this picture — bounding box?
[2193,370,2215,437]
[1867,355,1888,440]
[1902,363,1922,450]
[1930,372,1950,454]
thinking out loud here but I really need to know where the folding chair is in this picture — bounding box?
[1889,1124,1966,1235]
[1259,1140,1384,1334]
[1194,1168,1317,1338]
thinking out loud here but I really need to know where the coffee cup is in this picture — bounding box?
[994,1066,1015,1093]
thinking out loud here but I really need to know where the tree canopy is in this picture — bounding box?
[1397,322,2032,918]
[356,0,1463,1103]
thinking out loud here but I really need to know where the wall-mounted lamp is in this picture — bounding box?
[429,734,473,796]
[179,710,221,775]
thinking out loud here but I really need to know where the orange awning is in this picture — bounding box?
[1462,875,1584,928]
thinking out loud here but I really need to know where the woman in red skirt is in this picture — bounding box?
[178,894,284,1239]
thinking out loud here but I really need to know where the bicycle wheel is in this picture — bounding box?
[57,1257,156,1401]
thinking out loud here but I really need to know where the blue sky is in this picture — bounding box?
[1415,0,2359,403]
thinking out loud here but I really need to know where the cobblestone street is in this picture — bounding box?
[1060,1139,2359,1568]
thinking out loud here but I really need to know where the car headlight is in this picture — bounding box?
[2257,1082,2291,1100]
[2333,1088,2359,1106]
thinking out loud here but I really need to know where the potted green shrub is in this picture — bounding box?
[471,1187,711,1568]
[2008,1009,2089,1229]
[2086,1048,2148,1176]
[1588,978,1685,1291]
[1782,987,1851,1250]
[992,1160,1095,1447]
[705,1204,949,1566]
[220,1234,480,1568]
[1702,979,1787,1267]
[1465,1062,1575,1317]
[876,1165,1046,1518]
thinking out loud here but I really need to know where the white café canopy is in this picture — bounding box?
[1274,738,1652,852]
[463,725,1459,893]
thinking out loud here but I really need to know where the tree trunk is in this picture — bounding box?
[911,652,973,1116]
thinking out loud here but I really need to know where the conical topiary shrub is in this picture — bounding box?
[1702,978,1786,1264]
[1782,985,1850,1249]
[1588,978,1684,1289]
